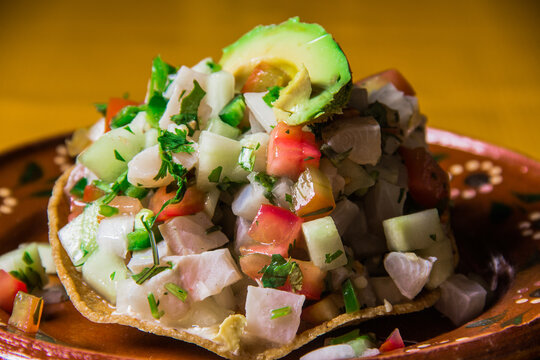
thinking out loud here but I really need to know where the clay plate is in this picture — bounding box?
[0,128,538,359]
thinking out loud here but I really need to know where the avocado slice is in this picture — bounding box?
[219,17,352,125]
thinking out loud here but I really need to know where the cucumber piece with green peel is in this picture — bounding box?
[57,203,101,267]
[37,243,56,275]
[196,130,248,190]
[82,247,129,305]
[206,117,242,139]
[416,234,454,289]
[219,94,245,127]
[0,243,48,290]
[383,208,446,251]
[78,126,145,182]
[302,216,347,271]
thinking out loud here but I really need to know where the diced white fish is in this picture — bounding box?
[234,217,256,256]
[435,274,487,326]
[231,183,270,221]
[166,248,242,302]
[127,145,174,188]
[323,116,381,165]
[319,158,346,199]
[331,198,362,237]
[245,286,305,344]
[176,295,233,328]
[364,179,406,236]
[159,212,229,256]
[96,214,134,259]
[384,252,434,299]
[370,276,407,305]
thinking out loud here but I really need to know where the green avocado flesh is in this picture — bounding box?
[219,17,352,125]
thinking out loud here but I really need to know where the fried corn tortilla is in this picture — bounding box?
[49,167,440,360]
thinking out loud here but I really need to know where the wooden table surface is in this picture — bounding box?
[0,0,538,159]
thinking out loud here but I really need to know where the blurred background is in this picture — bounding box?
[0,0,538,159]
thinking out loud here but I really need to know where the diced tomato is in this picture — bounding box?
[8,291,43,333]
[379,328,405,353]
[68,197,86,222]
[278,259,326,300]
[358,69,415,96]
[267,122,321,180]
[104,98,139,132]
[245,204,303,257]
[149,186,206,222]
[108,196,143,215]
[0,270,28,313]
[83,184,106,203]
[399,147,449,209]
[293,166,335,221]
[238,254,326,300]
[241,62,290,93]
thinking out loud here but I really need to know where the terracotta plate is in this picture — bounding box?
[0,128,538,360]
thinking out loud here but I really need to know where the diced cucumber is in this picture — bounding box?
[347,336,376,356]
[37,243,56,274]
[0,243,48,290]
[219,94,246,127]
[416,234,453,261]
[416,234,454,289]
[82,247,129,305]
[302,217,347,271]
[206,117,241,139]
[78,126,145,182]
[196,131,248,190]
[57,203,101,267]
[383,208,446,251]
[206,70,235,120]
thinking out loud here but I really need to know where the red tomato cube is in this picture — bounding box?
[0,270,28,313]
[379,328,405,353]
[149,186,206,222]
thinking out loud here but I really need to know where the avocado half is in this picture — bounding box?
[219,17,352,125]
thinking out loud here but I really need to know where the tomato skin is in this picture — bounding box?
[82,184,106,203]
[399,147,449,209]
[358,69,415,96]
[241,62,290,93]
[104,98,139,131]
[0,270,28,313]
[293,166,335,221]
[267,122,321,180]
[149,186,206,222]
[245,204,303,258]
[379,328,405,353]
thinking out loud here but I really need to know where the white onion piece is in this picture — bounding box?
[144,128,159,148]
[166,249,242,302]
[231,183,270,221]
[127,241,171,273]
[370,276,407,305]
[337,159,375,195]
[129,111,150,134]
[96,215,134,259]
[364,179,406,236]
[159,212,229,256]
[87,118,106,142]
[323,116,381,165]
[239,132,269,173]
[244,92,277,133]
[63,163,98,197]
[435,274,487,326]
[384,252,434,299]
[272,177,294,209]
[191,57,213,74]
[205,70,235,120]
[172,141,198,171]
[159,66,209,129]
[300,344,356,360]
[127,145,174,188]
[234,217,256,256]
[245,286,305,344]
[361,348,380,357]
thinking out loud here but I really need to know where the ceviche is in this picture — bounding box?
[0,17,489,360]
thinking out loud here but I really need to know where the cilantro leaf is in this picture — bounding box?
[208,166,223,183]
[114,149,125,162]
[325,250,344,264]
[238,146,256,172]
[158,128,194,154]
[149,55,176,97]
[260,254,303,292]
[263,86,282,107]
[170,80,206,136]
[253,172,278,204]
[206,61,222,73]
[69,177,88,198]
[93,102,107,116]
[146,93,168,127]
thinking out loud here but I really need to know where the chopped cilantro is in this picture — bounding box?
[325,250,344,264]
[147,293,164,319]
[238,146,256,172]
[146,93,168,127]
[303,156,314,161]
[259,254,303,292]
[170,80,206,135]
[124,126,134,134]
[114,150,126,162]
[110,272,116,280]
[263,86,282,107]
[320,144,351,167]
[99,204,119,217]
[270,306,292,319]
[206,61,222,73]
[158,128,194,154]
[93,102,107,116]
[22,251,33,265]
[69,177,88,199]
[208,166,223,183]
[429,234,437,241]
[165,283,188,302]
[149,55,176,97]
[285,193,293,207]
[216,176,247,193]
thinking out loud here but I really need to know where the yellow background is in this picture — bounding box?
[1,0,539,159]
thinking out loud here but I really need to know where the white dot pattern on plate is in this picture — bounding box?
[515,298,528,304]
[531,299,540,304]
[465,160,480,171]
[449,164,463,175]
[490,175,503,185]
